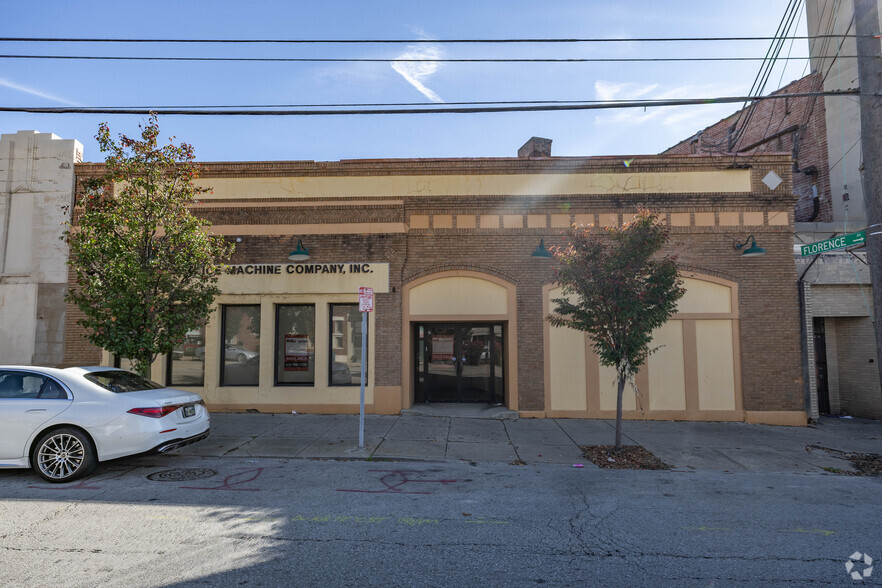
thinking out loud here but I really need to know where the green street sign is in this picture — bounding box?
[800,230,866,256]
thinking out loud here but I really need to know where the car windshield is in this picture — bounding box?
[84,370,164,393]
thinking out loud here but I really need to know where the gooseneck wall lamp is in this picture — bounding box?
[287,239,310,262]
[733,235,766,257]
[531,238,553,258]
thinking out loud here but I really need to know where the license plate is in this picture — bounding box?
[182,404,196,418]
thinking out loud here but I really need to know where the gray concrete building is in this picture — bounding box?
[0,130,82,366]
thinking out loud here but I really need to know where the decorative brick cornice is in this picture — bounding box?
[76,154,793,179]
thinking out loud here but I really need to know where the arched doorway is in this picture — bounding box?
[401,271,518,410]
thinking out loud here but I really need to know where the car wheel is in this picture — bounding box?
[198,352,206,362]
[236,353,247,364]
[32,428,97,483]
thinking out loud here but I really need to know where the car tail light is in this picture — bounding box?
[128,405,182,418]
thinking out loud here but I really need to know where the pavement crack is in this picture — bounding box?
[502,420,522,462]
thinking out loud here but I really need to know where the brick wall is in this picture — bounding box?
[810,284,875,317]
[69,155,804,416]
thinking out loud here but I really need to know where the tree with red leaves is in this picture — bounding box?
[548,209,684,449]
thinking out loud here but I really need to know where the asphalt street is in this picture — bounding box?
[1,452,880,586]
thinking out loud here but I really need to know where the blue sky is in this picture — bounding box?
[2,1,810,163]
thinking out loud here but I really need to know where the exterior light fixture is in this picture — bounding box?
[531,238,553,258]
[733,235,766,257]
[287,239,310,262]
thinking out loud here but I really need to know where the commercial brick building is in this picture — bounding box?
[66,141,806,425]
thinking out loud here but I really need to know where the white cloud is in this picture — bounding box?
[594,80,658,102]
[592,80,747,132]
[391,43,444,103]
[0,77,80,105]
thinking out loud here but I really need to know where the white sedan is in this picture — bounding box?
[0,366,210,483]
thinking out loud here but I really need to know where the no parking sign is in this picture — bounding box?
[357,286,373,448]
[358,287,374,312]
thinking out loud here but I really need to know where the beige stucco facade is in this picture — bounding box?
[543,273,743,421]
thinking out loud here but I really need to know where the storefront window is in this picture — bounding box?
[221,305,260,386]
[275,305,315,386]
[167,322,205,387]
[329,304,363,386]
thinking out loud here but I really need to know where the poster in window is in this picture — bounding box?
[431,335,454,362]
[285,334,309,371]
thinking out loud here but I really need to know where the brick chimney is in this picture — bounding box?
[517,137,552,158]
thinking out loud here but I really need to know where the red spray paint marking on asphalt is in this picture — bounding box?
[181,467,263,491]
[337,469,457,495]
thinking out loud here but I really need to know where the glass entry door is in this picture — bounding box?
[414,323,504,404]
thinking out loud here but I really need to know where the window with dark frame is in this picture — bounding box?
[167,321,206,387]
[275,304,316,386]
[220,304,261,387]
[328,303,364,386]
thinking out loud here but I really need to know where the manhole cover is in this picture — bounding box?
[147,468,217,482]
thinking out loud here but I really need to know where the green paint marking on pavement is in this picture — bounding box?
[782,527,836,536]
[800,230,866,256]
[399,517,439,526]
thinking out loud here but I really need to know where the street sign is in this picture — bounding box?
[357,286,373,449]
[358,287,374,312]
[800,230,866,256]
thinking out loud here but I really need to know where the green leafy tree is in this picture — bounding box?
[547,209,684,449]
[64,115,233,376]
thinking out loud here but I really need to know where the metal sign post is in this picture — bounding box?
[357,287,374,449]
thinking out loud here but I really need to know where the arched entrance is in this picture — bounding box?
[401,271,518,410]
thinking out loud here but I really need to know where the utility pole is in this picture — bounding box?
[854,0,882,389]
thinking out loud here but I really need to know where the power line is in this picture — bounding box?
[0,54,843,63]
[0,90,859,116]
[729,0,806,166]
[0,35,865,44]
[729,0,803,151]
[63,99,709,110]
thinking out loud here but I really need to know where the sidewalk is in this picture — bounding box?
[170,412,882,473]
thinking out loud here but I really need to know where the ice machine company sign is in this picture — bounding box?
[226,263,375,275]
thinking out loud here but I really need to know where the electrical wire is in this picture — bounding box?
[0,90,859,116]
[730,0,804,151]
[48,98,733,110]
[688,0,801,158]
[0,54,838,63]
[0,35,866,44]
[731,0,809,169]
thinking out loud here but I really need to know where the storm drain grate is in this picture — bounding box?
[147,468,217,482]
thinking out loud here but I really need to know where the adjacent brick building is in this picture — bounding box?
[664,73,831,224]
[665,69,881,421]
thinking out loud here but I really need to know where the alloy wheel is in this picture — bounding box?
[37,433,86,481]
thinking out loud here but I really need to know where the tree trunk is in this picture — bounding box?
[615,373,626,450]
[133,356,152,379]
